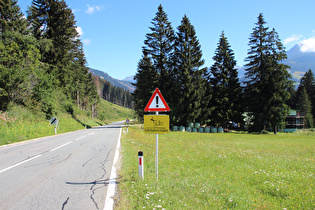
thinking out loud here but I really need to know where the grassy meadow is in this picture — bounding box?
[0,100,134,146]
[116,125,315,209]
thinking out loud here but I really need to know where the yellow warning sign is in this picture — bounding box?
[144,115,169,134]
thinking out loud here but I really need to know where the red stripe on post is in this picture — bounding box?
[139,157,142,165]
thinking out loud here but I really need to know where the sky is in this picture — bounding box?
[18,0,315,80]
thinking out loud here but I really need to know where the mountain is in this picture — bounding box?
[89,44,314,91]
[283,44,315,84]
[239,44,315,85]
[88,68,135,92]
[122,75,136,83]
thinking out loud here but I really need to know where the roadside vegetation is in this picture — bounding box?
[116,125,315,209]
[0,100,134,146]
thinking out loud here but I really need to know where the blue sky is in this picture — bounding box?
[18,0,315,80]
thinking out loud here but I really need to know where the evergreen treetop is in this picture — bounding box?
[209,31,242,126]
[244,13,292,132]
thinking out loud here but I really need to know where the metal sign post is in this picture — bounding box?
[50,117,58,134]
[155,111,159,180]
[144,88,170,181]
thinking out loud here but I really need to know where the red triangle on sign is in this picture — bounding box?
[144,88,170,112]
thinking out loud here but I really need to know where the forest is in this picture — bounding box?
[1,1,314,132]
[0,0,132,119]
[132,5,315,131]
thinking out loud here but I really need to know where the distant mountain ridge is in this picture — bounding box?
[89,44,314,91]
[88,68,135,92]
[283,44,315,83]
[122,75,136,83]
[237,44,315,85]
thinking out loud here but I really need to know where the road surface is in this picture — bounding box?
[0,121,123,210]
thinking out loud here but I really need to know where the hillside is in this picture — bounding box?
[89,68,135,92]
[283,44,315,83]
[0,100,134,146]
[235,45,315,85]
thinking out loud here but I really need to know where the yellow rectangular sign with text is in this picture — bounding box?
[144,115,169,134]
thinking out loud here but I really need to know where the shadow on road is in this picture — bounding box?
[88,125,123,130]
[65,179,119,186]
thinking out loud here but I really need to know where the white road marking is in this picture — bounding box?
[74,135,86,141]
[0,132,97,175]
[0,154,42,174]
[49,141,72,152]
[104,126,122,210]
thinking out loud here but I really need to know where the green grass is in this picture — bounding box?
[116,125,315,209]
[0,100,134,146]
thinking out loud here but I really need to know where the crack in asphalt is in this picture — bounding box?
[61,197,70,210]
[89,149,112,209]
[82,157,94,168]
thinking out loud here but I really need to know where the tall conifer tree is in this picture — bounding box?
[0,0,43,110]
[208,31,242,126]
[27,0,99,113]
[132,52,158,121]
[172,15,206,125]
[0,0,27,35]
[296,87,313,128]
[296,69,315,126]
[142,4,175,97]
[244,14,292,132]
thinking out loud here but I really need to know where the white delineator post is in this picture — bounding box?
[138,151,144,179]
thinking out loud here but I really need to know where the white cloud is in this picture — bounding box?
[300,37,315,53]
[284,35,302,45]
[292,71,305,81]
[83,39,92,46]
[76,26,84,36]
[86,4,104,14]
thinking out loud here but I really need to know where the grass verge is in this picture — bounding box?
[116,125,315,209]
[0,100,134,146]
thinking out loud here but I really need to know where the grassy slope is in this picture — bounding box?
[0,99,134,146]
[117,125,315,209]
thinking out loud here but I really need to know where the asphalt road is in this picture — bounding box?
[0,121,123,210]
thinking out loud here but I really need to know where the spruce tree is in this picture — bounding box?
[0,0,27,35]
[244,14,292,133]
[28,0,78,80]
[0,0,44,110]
[296,87,313,128]
[27,0,99,114]
[172,15,206,125]
[208,31,242,126]
[132,52,158,122]
[296,69,315,126]
[142,4,175,97]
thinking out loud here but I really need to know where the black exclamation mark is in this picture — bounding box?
[156,96,159,107]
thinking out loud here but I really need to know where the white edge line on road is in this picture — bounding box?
[0,154,42,174]
[104,126,122,210]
